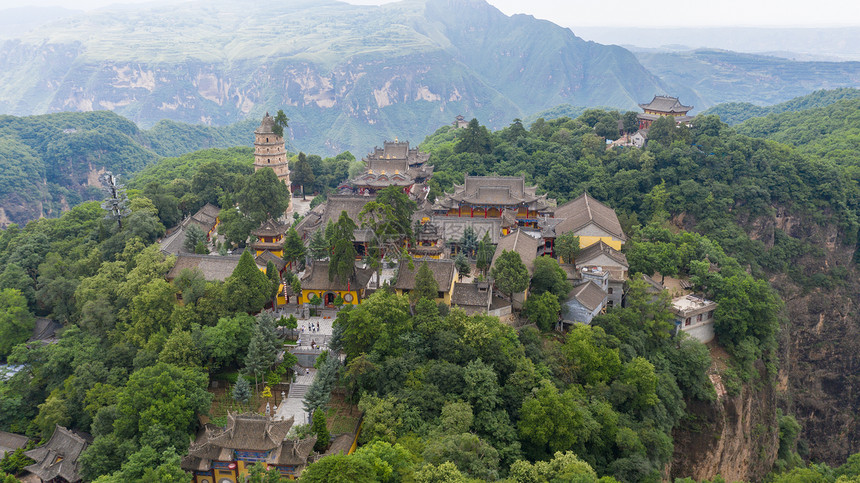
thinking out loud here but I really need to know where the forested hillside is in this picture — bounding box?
[702,88,860,125]
[0,111,254,227]
[733,98,860,175]
[1,107,859,481]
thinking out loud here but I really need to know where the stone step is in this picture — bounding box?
[288,384,310,398]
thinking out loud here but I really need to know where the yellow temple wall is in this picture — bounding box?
[579,236,623,251]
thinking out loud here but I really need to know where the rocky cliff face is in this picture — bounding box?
[669,360,779,482]
[756,212,860,465]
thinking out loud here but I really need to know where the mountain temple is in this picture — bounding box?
[637,95,693,130]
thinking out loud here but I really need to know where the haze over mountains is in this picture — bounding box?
[0,0,858,154]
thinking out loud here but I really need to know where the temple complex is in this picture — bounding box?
[340,140,433,197]
[254,112,291,212]
[637,95,693,130]
[182,413,316,483]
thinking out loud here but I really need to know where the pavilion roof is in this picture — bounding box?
[25,426,89,483]
[638,95,693,113]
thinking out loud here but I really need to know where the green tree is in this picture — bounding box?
[518,380,589,459]
[523,291,560,331]
[422,432,499,481]
[173,267,207,305]
[183,223,207,253]
[218,206,256,248]
[308,229,329,261]
[312,410,331,452]
[282,228,306,270]
[454,253,471,280]
[554,232,580,264]
[248,462,287,483]
[300,454,375,483]
[411,261,439,303]
[232,375,251,406]
[237,168,290,224]
[223,250,270,313]
[127,279,176,347]
[272,109,289,138]
[475,232,494,275]
[351,441,417,483]
[329,211,357,284]
[292,152,316,200]
[530,256,571,299]
[376,186,417,240]
[412,462,471,483]
[0,288,34,359]
[113,362,212,450]
[459,226,478,257]
[158,328,200,367]
[490,250,529,301]
[455,119,492,155]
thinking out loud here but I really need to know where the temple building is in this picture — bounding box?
[340,140,433,197]
[24,425,90,483]
[182,413,316,483]
[250,219,288,258]
[637,95,693,130]
[671,295,718,343]
[541,192,627,254]
[299,261,374,307]
[432,176,555,228]
[254,112,291,212]
[394,259,458,305]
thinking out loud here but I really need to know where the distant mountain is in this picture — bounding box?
[0,0,668,155]
[702,88,860,125]
[633,49,860,112]
[574,27,860,62]
[0,111,252,226]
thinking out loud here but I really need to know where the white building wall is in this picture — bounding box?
[681,321,715,344]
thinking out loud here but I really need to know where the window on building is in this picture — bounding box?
[697,314,703,322]
[607,300,613,307]
[608,287,613,294]
[685,317,691,326]
[708,310,714,319]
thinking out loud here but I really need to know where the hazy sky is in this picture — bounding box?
[2,0,858,27]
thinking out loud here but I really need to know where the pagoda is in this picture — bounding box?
[254,112,291,212]
[637,95,693,130]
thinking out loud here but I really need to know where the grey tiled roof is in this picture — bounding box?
[0,431,28,458]
[451,282,491,308]
[552,192,626,241]
[575,240,629,268]
[492,230,542,275]
[166,254,242,281]
[25,426,89,483]
[569,281,607,312]
[394,259,456,291]
[638,95,693,113]
[301,261,373,291]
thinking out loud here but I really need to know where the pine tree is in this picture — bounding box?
[312,410,331,452]
[272,109,289,138]
[328,212,357,284]
[460,226,478,257]
[454,253,471,280]
[308,229,329,261]
[184,224,207,253]
[476,232,494,275]
[455,118,492,155]
[232,375,251,405]
[283,228,306,269]
[412,261,439,303]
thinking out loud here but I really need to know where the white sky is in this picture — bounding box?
[1,0,858,27]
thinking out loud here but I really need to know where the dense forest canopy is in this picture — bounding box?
[0,101,859,481]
